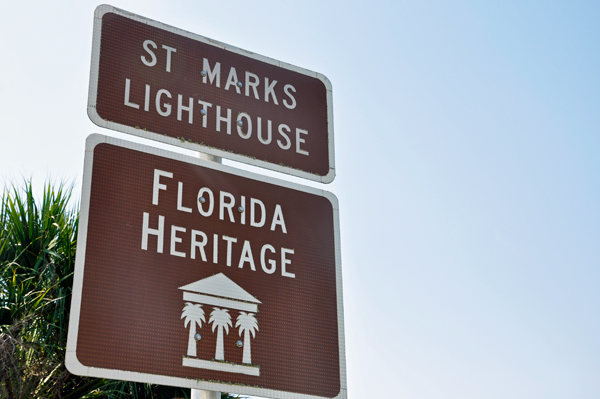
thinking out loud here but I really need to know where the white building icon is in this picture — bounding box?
[179,273,261,376]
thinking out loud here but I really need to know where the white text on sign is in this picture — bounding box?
[141,169,296,278]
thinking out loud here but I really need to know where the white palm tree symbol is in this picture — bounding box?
[209,307,232,361]
[236,312,259,364]
[181,303,205,357]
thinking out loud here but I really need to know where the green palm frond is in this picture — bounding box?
[0,180,193,398]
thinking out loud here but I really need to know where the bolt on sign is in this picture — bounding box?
[88,5,335,183]
[66,135,346,399]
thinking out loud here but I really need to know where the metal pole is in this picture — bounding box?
[197,153,222,164]
[191,389,220,399]
[191,152,222,399]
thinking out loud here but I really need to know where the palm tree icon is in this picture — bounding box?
[181,302,206,357]
[209,307,232,361]
[235,312,259,364]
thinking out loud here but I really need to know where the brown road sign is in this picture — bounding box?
[66,135,346,399]
[88,5,335,183]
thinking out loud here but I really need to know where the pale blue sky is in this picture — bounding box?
[1,1,599,398]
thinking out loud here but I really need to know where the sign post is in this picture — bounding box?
[66,135,346,399]
[88,5,335,183]
[192,152,223,399]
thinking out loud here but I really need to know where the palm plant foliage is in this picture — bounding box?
[0,181,198,398]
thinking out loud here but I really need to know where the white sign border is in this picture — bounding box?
[66,134,346,399]
[88,4,336,184]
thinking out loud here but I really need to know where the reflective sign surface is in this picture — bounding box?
[66,135,345,399]
[89,5,335,183]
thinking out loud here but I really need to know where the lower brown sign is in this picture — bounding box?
[66,135,346,399]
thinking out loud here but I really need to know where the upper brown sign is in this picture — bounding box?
[66,135,346,399]
[88,5,335,183]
